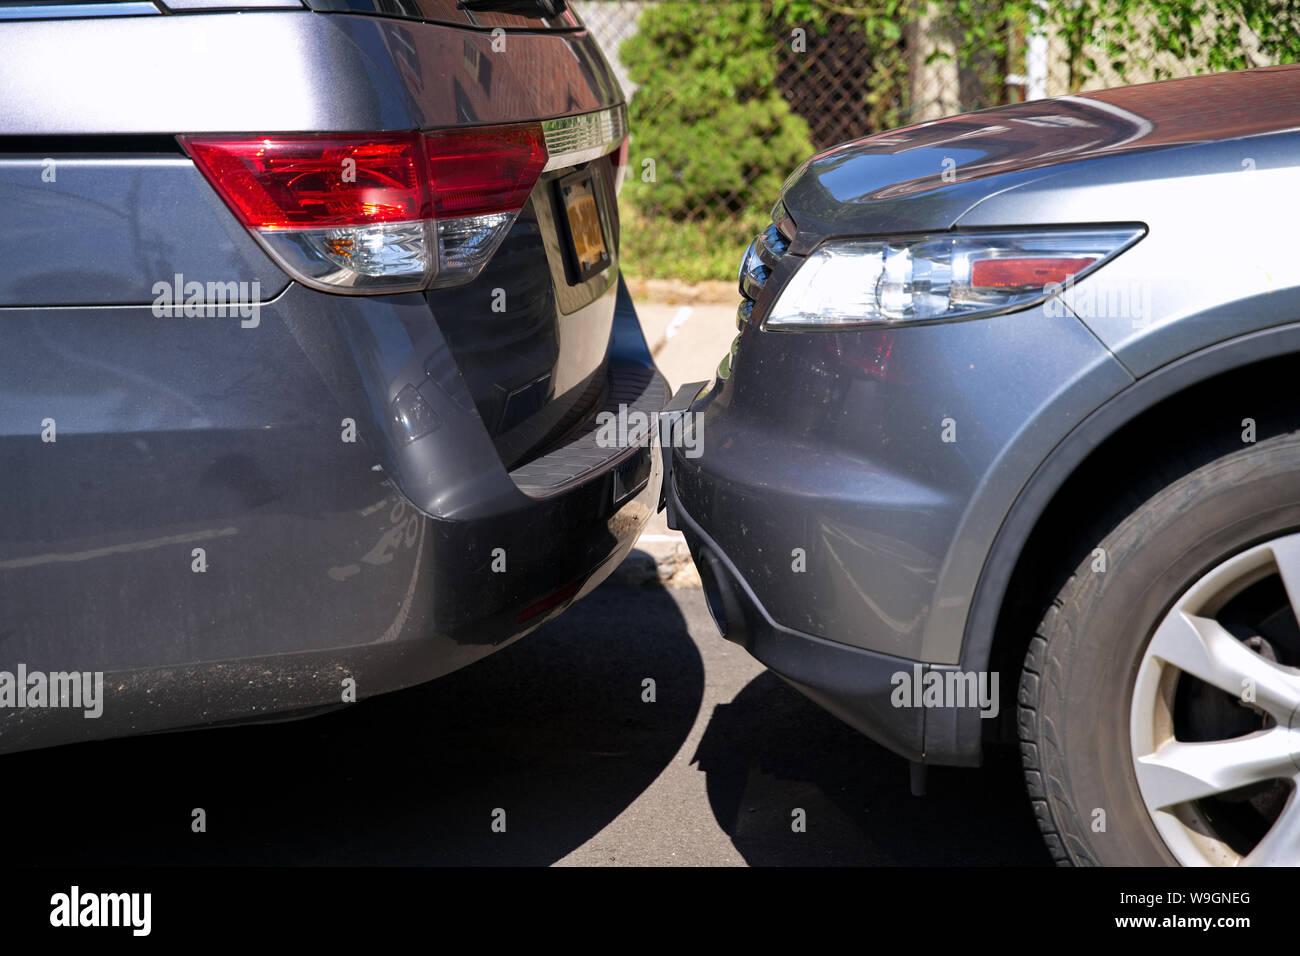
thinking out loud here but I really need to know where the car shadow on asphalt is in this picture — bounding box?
[694,670,1053,866]
[5,578,705,866]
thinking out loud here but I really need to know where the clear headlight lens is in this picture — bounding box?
[766,226,1145,330]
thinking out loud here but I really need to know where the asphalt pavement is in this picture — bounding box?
[6,577,1048,866]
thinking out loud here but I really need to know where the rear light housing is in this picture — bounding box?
[765,226,1146,330]
[612,135,629,195]
[180,124,549,294]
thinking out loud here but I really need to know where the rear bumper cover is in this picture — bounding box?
[0,276,664,754]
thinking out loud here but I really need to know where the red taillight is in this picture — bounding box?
[424,123,547,218]
[180,126,551,294]
[180,133,429,231]
[970,256,1097,288]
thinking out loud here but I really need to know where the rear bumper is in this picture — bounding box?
[424,356,667,650]
[0,275,663,754]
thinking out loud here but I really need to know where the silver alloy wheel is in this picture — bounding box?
[1131,534,1300,866]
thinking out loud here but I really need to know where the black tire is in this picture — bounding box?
[1018,430,1300,866]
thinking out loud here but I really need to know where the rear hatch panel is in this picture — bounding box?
[0,7,627,467]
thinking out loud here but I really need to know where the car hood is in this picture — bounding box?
[778,63,1300,251]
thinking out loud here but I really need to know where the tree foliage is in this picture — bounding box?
[1042,0,1300,90]
[618,0,1300,281]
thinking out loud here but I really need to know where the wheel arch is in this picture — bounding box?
[926,319,1300,765]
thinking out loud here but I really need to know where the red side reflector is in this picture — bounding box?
[970,256,1097,288]
[424,123,547,218]
[180,133,429,230]
[518,578,583,624]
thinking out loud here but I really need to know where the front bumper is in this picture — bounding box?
[671,478,927,760]
[666,301,1133,764]
[668,310,1130,663]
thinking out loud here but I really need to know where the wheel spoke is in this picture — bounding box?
[1244,780,1300,866]
[1270,536,1300,628]
[1135,728,1297,810]
[1147,611,1300,722]
[1131,535,1300,866]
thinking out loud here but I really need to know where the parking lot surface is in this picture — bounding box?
[9,573,1048,866]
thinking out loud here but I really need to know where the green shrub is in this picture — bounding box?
[619,1,813,281]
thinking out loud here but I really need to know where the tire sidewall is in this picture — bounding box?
[1034,438,1300,865]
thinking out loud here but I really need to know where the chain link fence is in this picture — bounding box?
[571,0,1299,282]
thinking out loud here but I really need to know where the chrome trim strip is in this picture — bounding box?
[754,224,787,269]
[738,224,789,301]
[770,199,796,242]
[162,1,301,8]
[541,106,627,172]
[0,2,159,17]
[738,238,767,300]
